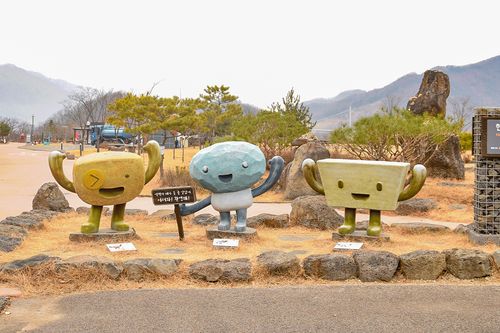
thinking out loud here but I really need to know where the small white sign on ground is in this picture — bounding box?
[213,238,239,248]
[106,242,137,252]
[334,242,363,250]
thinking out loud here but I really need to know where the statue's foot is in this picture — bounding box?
[235,223,246,232]
[217,222,230,231]
[338,224,355,235]
[111,221,129,232]
[367,225,382,237]
[81,223,99,234]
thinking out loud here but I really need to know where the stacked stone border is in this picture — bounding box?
[0,208,150,253]
[1,249,499,284]
[0,210,63,252]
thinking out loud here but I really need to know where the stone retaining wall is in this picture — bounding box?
[1,249,498,284]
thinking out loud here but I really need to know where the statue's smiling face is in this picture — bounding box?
[73,152,145,205]
[190,142,266,193]
[317,159,410,211]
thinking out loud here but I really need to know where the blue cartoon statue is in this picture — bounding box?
[180,141,284,232]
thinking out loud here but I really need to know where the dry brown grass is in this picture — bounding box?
[0,212,498,296]
[384,165,474,223]
[1,212,497,265]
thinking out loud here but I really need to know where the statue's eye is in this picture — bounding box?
[202,166,208,173]
[338,180,344,189]
[376,182,383,191]
[242,161,248,168]
[125,174,130,178]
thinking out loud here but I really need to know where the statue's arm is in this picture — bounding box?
[48,151,75,193]
[398,164,427,201]
[251,156,285,198]
[179,196,212,216]
[301,158,325,194]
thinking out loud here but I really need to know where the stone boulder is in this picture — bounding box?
[395,198,438,215]
[400,250,446,280]
[284,142,330,200]
[407,70,450,117]
[355,220,389,231]
[445,249,491,279]
[1,215,45,230]
[150,209,175,220]
[22,209,59,221]
[55,255,123,279]
[453,224,471,235]
[192,213,219,226]
[276,162,292,192]
[0,254,60,273]
[0,296,8,313]
[247,214,289,228]
[257,251,301,276]
[391,222,450,233]
[189,258,251,282]
[105,209,148,217]
[492,250,500,270]
[290,195,343,230]
[76,206,110,215]
[353,251,399,282]
[425,135,465,180]
[303,254,357,281]
[32,182,70,212]
[0,224,27,252]
[0,236,24,253]
[123,258,180,281]
[291,132,319,147]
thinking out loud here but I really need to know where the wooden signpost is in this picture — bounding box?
[151,186,196,240]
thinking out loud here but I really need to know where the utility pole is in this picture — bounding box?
[30,114,34,143]
[348,106,352,127]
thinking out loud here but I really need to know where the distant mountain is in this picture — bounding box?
[0,64,77,122]
[307,55,500,136]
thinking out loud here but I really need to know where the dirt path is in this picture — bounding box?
[0,143,75,220]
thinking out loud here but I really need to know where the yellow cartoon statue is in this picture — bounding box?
[302,159,426,236]
[49,141,161,234]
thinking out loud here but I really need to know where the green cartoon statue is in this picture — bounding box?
[302,159,426,236]
[49,141,161,234]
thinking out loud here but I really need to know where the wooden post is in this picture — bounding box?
[151,186,196,241]
[174,204,185,241]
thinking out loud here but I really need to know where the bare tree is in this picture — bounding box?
[380,95,402,115]
[449,96,473,130]
[0,117,30,141]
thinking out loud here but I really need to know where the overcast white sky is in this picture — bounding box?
[1,0,499,107]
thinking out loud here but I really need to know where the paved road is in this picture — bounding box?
[2,285,499,332]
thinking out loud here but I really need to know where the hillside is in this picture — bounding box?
[0,64,77,121]
[308,55,500,134]
[2,55,500,131]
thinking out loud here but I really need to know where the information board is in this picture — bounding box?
[485,118,500,155]
[152,187,196,205]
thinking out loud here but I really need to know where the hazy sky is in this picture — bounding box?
[1,0,499,107]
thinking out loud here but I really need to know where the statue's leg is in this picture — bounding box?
[367,209,382,236]
[111,203,129,231]
[235,208,247,232]
[218,212,231,231]
[338,207,356,235]
[81,205,102,234]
